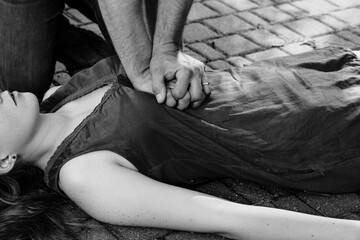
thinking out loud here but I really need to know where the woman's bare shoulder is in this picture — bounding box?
[58,151,138,192]
[42,85,62,102]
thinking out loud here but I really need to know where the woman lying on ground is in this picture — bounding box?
[2,47,360,240]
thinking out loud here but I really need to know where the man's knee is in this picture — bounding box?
[0,0,64,97]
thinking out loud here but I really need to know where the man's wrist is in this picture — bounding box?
[152,0,192,53]
[152,42,182,57]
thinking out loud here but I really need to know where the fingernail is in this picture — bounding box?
[156,94,162,103]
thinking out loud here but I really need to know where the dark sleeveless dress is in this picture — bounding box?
[42,47,360,194]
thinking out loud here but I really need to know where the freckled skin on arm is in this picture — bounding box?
[60,153,360,240]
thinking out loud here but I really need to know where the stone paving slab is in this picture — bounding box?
[53,0,360,239]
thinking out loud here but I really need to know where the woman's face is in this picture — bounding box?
[0,91,39,155]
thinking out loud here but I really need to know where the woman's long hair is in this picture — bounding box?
[0,165,89,240]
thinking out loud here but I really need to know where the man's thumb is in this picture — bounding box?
[153,76,166,104]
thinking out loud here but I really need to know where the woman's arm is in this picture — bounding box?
[59,153,360,240]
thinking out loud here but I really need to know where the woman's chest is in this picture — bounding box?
[57,85,112,118]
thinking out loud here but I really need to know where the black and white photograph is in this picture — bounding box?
[1,0,360,239]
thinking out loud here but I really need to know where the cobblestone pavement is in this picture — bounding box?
[55,0,360,239]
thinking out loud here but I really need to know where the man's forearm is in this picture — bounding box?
[152,0,194,53]
[98,0,152,81]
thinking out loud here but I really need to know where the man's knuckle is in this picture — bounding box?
[179,96,189,104]
[191,94,203,102]
[195,65,203,72]
[166,98,177,108]
[173,90,185,100]
[184,94,191,103]
[181,68,192,78]
[178,101,189,110]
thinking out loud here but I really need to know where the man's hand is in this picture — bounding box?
[150,46,211,110]
[130,68,153,94]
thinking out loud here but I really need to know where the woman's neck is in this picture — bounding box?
[19,85,112,170]
[22,84,112,170]
[21,112,73,170]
